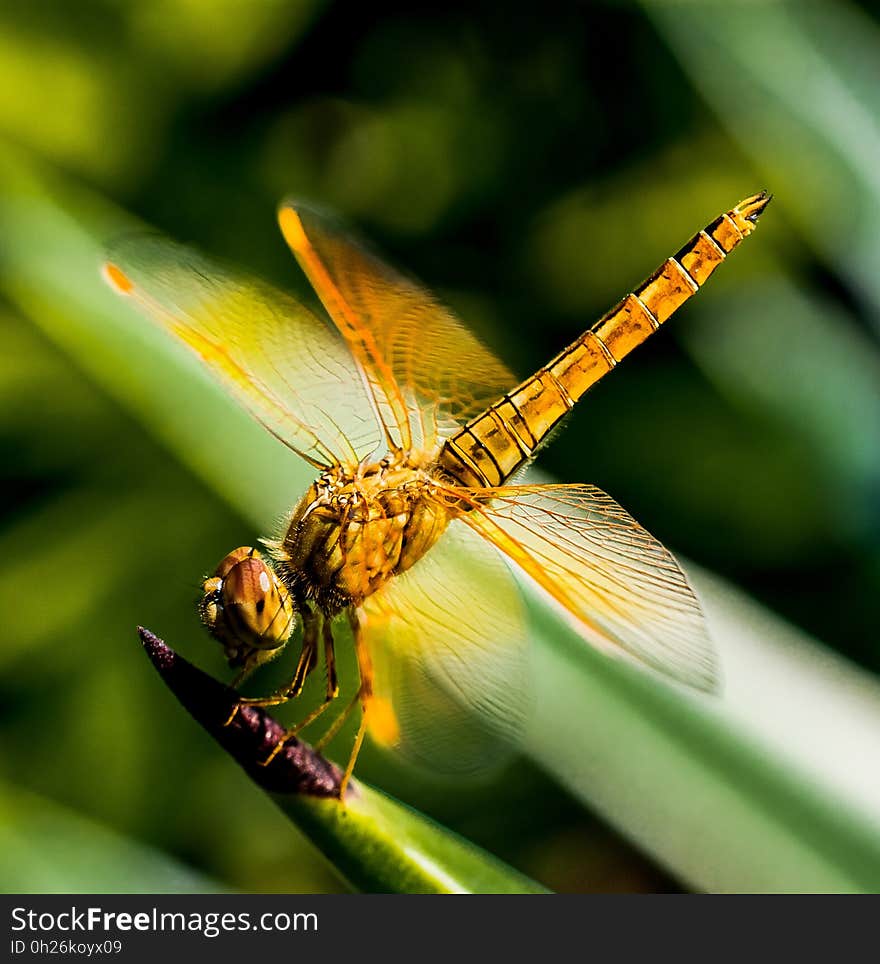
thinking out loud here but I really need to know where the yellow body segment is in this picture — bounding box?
[438,192,770,487]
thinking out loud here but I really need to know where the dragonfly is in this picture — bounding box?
[103,191,770,798]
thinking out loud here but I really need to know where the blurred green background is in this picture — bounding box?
[1,0,879,893]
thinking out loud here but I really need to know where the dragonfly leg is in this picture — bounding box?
[339,607,373,799]
[225,610,320,728]
[262,617,341,750]
[308,608,373,799]
[222,658,261,725]
[323,616,339,699]
[254,607,370,799]
[257,614,341,767]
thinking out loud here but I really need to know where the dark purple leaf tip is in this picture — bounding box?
[138,626,344,799]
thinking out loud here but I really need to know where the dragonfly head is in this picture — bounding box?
[199,547,296,668]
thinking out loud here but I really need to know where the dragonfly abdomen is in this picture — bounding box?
[438,192,770,488]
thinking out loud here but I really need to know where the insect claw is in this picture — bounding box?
[260,730,295,767]
[223,704,241,727]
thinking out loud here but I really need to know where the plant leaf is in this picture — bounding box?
[0,782,226,894]
[138,628,547,894]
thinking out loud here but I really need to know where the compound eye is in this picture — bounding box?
[199,547,295,664]
[211,546,254,580]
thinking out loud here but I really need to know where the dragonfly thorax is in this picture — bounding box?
[275,457,450,613]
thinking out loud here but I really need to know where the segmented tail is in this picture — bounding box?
[438,192,771,488]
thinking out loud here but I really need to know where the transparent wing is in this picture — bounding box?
[452,483,717,691]
[103,234,383,469]
[361,519,529,773]
[278,200,515,454]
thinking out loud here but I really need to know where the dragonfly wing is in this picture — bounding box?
[278,201,515,454]
[361,518,529,773]
[103,234,383,468]
[453,483,717,691]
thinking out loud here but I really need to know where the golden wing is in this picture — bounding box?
[102,234,383,469]
[278,201,515,454]
[449,483,717,691]
[360,519,529,773]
